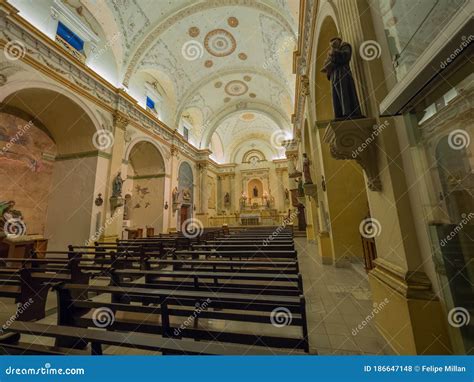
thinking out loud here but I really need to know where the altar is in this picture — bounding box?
[240,213,261,225]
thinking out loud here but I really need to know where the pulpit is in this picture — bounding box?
[0,234,48,261]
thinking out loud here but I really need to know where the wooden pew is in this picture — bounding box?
[54,283,309,353]
[110,269,303,296]
[173,249,298,261]
[0,322,300,355]
[0,268,49,321]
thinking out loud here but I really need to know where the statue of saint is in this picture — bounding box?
[253,186,258,197]
[224,192,230,204]
[321,37,363,119]
[284,188,289,200]
[112,172,124,197]
[172,187,179,203]
[182,188,191,201]
[302,153,313,184]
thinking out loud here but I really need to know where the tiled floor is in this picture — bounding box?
[295,238,394,354]
[0,238,394,355]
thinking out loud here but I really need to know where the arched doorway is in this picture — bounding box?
[177,162,194,230]
[124,141,166,236]
[0,87,101,250]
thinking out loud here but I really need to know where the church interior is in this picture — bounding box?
[0,0,472,356]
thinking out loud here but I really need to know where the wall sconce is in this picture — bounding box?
[164,201,169,210]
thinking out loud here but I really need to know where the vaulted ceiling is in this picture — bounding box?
[11,0,299,163]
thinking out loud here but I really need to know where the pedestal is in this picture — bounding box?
[323,118,382,191]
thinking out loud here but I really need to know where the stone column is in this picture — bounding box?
[102,113,129,241]
[217,175,222,212]
[196,162,209,225]
[229,174,235,212]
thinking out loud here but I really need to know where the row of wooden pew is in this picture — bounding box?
[0,227,309,355]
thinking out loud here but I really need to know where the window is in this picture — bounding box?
[146,96,156,112]
[56,21,84,52]
[183,126,189,141]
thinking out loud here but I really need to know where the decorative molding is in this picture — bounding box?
[54,150,111,161]
[323,118,382,191]
[113,112,130,130]
[0,7,205,163]
[370,258,436,300]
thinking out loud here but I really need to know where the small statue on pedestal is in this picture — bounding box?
[172,187,179,204]
[302,153,313,184]
[182,188,191,201]
[284,188,289,201]
[321,37,363,120]
[112,172,124,197]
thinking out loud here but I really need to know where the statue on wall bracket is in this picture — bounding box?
[321,37,364,120]
[110,172,125,211]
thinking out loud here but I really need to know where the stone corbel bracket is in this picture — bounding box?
[303,183,318,202]
[323,118,382,191]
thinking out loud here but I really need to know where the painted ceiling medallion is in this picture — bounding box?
[188,26,200,37]
[214,81,223,88]
[238,52,248,60]
[227,17,239,27]
[225,80,248,96]
[240,112,256,122]
[249,93,256,98]
[243,75,251,82]
[204,29,236,57]
[204,60,214,68]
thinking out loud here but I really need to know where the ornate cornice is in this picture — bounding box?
[292,0,317,134]
[0,5,203,163]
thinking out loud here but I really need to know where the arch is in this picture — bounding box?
[125,140,167,235]
[174,66,293,126]
[201,102,290,148]
[312,14,340,121]
[242,149,266,163]
[0,83,105,251]
[124,136,170,174]
[0,79,102,140]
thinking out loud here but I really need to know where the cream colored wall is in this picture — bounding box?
[45,155,99,250]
